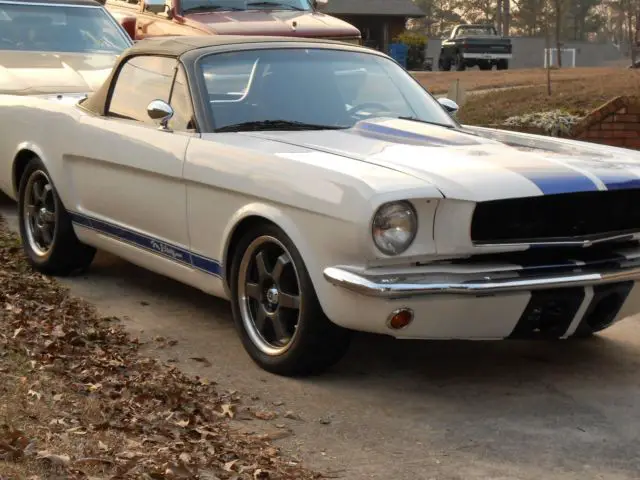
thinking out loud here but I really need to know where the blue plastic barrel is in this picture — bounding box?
[388,43,409,68]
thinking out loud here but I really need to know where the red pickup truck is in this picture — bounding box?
[105,0,361,44]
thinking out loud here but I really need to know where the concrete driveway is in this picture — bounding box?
[1,194,639,480]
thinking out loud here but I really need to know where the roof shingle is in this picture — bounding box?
[324,0,425,17]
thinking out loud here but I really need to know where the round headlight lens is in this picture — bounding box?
[372,201,418,255]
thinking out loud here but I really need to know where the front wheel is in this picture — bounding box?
[230,223,351,376]
[17,157,95,276]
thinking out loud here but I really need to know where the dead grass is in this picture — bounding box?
[0,216,319,480]
[412,66,631,95]
[455,69,640,127]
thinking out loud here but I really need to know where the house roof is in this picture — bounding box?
[325,0,425,17]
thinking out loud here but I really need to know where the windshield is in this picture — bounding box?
[181,0,312,13]
[198,48,457,132]
[455,26,497,37]
[0,3,131,54]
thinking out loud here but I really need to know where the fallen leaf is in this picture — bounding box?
[12,328,22,339]
[284,411,302,421]
[27,390,41,401]
[223,459,238,472]
[98,440,108,451]
[189,357,212,367]
[175,419,190,428]
[220,404,234,419]
[253,410,277,421]
[51,325,65,338]
[36,450,71,467]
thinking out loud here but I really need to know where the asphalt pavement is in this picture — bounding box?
[1,194,639,480]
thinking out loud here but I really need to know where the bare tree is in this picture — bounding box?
[504,0,511,34]
[554,0,563,66]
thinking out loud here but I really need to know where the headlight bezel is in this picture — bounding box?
[371,200,418,256]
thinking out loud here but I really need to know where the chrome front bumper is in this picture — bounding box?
[323,261,640,299]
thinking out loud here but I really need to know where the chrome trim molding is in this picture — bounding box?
[323,264,640,299]
[473,232,640,249]
[0,0,101,6]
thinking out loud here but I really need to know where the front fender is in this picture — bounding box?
[10,141,53,199]
[220,202,328,287]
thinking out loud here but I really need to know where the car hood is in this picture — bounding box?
[184,9,360,37]
[243,117,640,202]
[0,51,118,95]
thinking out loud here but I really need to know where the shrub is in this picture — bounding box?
[502,110,584,137]
[393,31,427,70]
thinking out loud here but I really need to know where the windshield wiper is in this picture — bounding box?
[397,116,455,129]
[215,120,345,132]
[246,1,304,10]
[183,4,244,12]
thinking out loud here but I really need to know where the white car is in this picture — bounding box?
[2,36,640,376]
[0,0,133,102]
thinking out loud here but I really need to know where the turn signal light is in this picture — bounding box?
[387,308,414,330]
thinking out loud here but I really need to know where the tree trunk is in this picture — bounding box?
[504,0,510,36]
[555,0,562,67]
[496,0,503,35]
[628,7,637,65]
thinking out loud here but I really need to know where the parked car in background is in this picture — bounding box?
[3,36,640,377]
[0,0,132,103]
[439,24,512,71]
[104,0,361,43]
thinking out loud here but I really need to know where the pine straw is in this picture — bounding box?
[0,216,319,480]
[457,69,640,127]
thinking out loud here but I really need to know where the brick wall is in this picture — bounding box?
[571,96,640,150]
[491,96,640,151]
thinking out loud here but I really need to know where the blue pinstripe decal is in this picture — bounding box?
[69,212,223,277]
[349,120,627,195]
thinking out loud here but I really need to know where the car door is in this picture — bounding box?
[70,54,195,264]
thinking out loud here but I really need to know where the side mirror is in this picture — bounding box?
[142,0,165,14]
[147,99,173,130]
[314,0,328,9]
[119,16,137,40]
[438,97,459,115]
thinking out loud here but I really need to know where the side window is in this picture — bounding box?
[107,55,177,124]
[168,65,196,132]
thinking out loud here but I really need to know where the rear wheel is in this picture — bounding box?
[453,51,466,71]
[438,54,451,71]
[497,59,509,70]
[230,223,351,376]
[479,61,492,71]
[17,157,95,276]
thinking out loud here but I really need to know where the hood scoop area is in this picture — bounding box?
[349,117,493,147]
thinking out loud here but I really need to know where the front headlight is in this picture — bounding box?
[371,201,418,256]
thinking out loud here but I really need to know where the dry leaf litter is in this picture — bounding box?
[0,215,320,480]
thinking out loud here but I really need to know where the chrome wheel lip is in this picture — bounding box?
[23,169,56,258]
[237,235,302,356]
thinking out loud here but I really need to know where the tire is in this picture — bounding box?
[230,223,352,376]
[497,59,509,70]
[17,156,96,276]
[438,54,451,71]
[453,51,466,71]
[479,62,492,71]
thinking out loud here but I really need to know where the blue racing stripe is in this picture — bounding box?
[559,159,640,191]
[69,212,223,277]
[350,120,601,195]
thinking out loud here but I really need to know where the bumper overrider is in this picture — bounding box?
[322,255,640,339]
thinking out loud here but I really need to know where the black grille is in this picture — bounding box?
[471,189,640,244]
